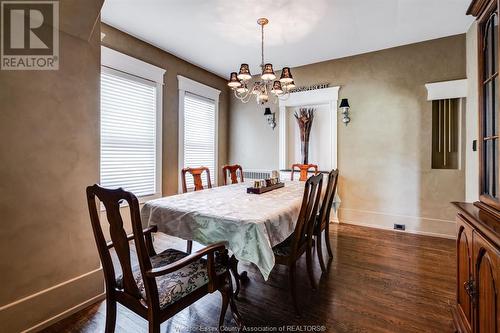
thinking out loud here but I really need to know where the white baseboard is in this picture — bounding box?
[23,293,105,333]
[338,208,456,239]
[339,219,456,239]
[0,268,104,332]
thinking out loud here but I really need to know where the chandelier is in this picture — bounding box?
[227,18,295,104]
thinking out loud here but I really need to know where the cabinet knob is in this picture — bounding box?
[463,279,478,304]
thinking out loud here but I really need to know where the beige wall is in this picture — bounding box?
[101,24,230,195]
[229,35,467,237]
[0,13,231,333]
[0,2,104,332]
[466,23,479,202]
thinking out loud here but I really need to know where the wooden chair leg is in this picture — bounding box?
[316,232,326,273]
[324,224,333,258]
[288,263,300,317]
[218,287,230,331]
[148,316,160,333]
[105,296,116,333]
[187,240,193,254]
[227,279,243,331]
[229,256,241,298]
[306,242,317,291]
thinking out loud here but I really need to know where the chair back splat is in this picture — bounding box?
[222,164,244,185]
[181,167,212,193]
[318,169,339,231]
[291,173,323,254]
[291,163,319,181]
[314,169,339,272]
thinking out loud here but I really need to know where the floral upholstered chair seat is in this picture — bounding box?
[117,248,226,309]
[272,236,294,257]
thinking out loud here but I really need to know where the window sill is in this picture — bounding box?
[100,193,162,212]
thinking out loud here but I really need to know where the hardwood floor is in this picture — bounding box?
[41,224,456,333]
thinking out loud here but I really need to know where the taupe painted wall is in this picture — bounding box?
[101,24,230,195]
[0,2,104,332]
[466,23,479,202]
[229,35,467,237]
[0,14,231,333]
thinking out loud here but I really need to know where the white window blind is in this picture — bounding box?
[100,68,159,197]
[183,92,216,189]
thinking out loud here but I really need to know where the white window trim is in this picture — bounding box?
[101,46,166,84]
[425,79,468,101]
[101,46,165,204]
[177,75,221,193]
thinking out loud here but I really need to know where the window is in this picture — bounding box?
[431,98,461,169]
[424,80,467,170]
[100,47,165,200]
[479,8,500,209]
[178,76,220,192]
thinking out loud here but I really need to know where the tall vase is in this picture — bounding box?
[295,108,314,165]
[301,139,309,164]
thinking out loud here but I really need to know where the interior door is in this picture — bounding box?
[457,216,474,332]
[473,232,499,333]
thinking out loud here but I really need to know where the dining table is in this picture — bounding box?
[141,180,309,294]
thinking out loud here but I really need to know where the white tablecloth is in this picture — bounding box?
[141,181,305,280]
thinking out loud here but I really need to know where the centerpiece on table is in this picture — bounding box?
[247,170,284,194]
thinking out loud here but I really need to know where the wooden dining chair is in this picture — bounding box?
[271,173,323,316]
[181,166,212,253]
[222,164,244,185]
[181,167,212,193]
[314,169,339,273]
[291,163,319,181]
[86,185,242,333]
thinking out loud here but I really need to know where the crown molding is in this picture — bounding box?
[467,0,491,17]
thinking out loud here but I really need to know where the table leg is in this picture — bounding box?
[229,255,249,298]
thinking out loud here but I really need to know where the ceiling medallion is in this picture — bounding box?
[227,18,295,104]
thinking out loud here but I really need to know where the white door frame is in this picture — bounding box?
[278,86,340,170]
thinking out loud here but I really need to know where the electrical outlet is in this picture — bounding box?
[394,224,406,231]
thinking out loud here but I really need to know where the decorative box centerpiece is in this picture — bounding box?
[247,171,284,194]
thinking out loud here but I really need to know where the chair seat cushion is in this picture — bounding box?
[273,236,293,257]
[116,248,226,309]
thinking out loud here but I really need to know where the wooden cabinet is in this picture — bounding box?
[473,232,499,333]
[452,203,500,333]
[456,216,474,333]
[457,1,500,330]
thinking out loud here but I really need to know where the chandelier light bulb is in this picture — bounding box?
[237,64,252,81]
[271,81,283,95]
[261,63,276,81]
[279,67,294,84]
[236,82,249,94]
[286,80,296,90]
[258,93,269,103]
[227,72,242,88]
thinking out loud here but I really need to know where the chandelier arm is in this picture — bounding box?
[234,88,252,103]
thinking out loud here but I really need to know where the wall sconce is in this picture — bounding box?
[264,107,276,130]
[339,98,351,125]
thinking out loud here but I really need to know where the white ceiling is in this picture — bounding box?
[101,0,474,79]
